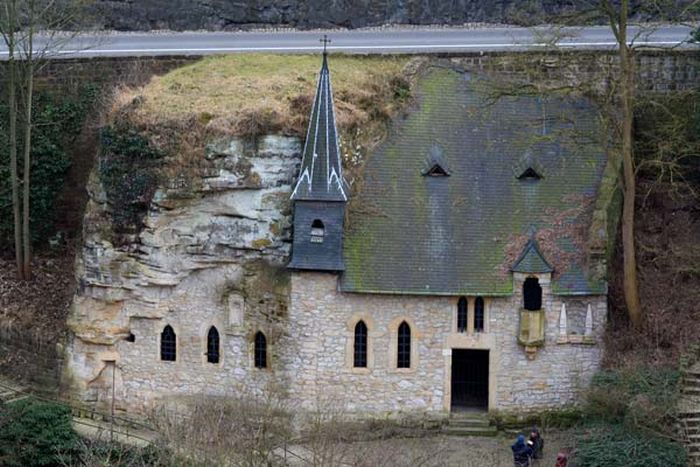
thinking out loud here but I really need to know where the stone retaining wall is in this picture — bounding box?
[0,326,64,397]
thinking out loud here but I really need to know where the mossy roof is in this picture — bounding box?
[512,239,553,274]
[340,67,608,296]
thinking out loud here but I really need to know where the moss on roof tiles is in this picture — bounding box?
[341,66,609,296]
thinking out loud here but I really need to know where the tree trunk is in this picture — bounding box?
[22,60,34,280]
[21,6,35,280]
[5,0,24,280]
[617,0,643,327]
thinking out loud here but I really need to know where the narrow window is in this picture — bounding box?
[254,331,267,369]
[310,219,325,243]
[353,321,368,368]
[474,297,485,332]
[160,325,176,361]
[206,326,220,364]
[457,297,468,333]
[397,321,411,369]
[523,277,542,311]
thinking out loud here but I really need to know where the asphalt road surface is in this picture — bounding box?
[0,25,696,58]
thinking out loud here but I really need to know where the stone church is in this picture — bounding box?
[65,52,614,418]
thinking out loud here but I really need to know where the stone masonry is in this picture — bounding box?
[65,136,300,414]
[284,272,606,415]
[64,131,607,417]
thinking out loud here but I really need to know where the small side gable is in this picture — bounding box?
[512,238,554,274]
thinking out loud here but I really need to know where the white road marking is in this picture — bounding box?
[0,40,685,56]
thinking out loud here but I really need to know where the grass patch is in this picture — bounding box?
[116,54,412,139]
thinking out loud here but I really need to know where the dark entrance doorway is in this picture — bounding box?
[451,349,489,410]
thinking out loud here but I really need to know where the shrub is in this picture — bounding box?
[0,397,78,466]
[576,424,686,467]
[586,366,680,433]
[0,86,96,249]
[58,438,185,467]
[99,125,163,237]
[574,367,686,467]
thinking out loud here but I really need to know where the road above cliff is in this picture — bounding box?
[0,25,696,58]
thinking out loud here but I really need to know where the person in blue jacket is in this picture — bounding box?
[511,434,533,467]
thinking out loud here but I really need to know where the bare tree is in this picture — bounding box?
[600,0,643,327]
[1,0,22,279]
[0,0,93,279]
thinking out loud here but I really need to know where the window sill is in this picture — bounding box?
[557,335,596,345]
[390,367,417,374]
[351,367,371,375]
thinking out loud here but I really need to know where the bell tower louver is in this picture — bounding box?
[288,41,348,271]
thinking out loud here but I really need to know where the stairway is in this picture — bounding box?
[442,411,498,437]
[680,363,700,466]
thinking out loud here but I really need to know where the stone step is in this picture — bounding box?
[682,388,700,396]
[448,418,492,428]
[442,425,499,437]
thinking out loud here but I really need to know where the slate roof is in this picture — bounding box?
[512,238,553,273]
[340,67,609,296]
[291,54,348,202]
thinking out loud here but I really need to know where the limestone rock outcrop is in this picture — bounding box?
[65,136,299,409]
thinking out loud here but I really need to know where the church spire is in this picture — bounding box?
[291,38,347,202]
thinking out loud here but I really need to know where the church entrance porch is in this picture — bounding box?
[451,349,489,411]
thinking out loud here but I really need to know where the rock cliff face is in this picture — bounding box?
[65,136,300,411]
[90,1,598,30]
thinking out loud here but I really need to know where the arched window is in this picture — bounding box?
[206,326,220,364]
[353,321,368,368]
[160,325,176,361]
[523,277,542,311]
[457,297,468,333]
[474,297,485,332]
[310,219,325,243]
[254,331,267,369]
[397,321,411,369]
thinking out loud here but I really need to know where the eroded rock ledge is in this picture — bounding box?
[65,135,299,407]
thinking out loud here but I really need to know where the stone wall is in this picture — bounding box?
[64,135,301,413]
[0,326,64,397]
[90,0,690,31]
[284,272,606,416]
[0,51,694,95]
[0,56,200,90]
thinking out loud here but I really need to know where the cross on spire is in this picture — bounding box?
[320,35,331,56]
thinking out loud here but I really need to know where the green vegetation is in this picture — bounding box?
[576,424,686,467]
[0,398,77,467]
[575,367,686,467]
[0,86,96,249]
[100,125,163,236]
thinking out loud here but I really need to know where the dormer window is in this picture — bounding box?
[310,219,325,243]
[517,167,542,180]
[424,164,450,177]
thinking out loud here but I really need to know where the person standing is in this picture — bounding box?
[511,434,533,467]
[528,426,544,460]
